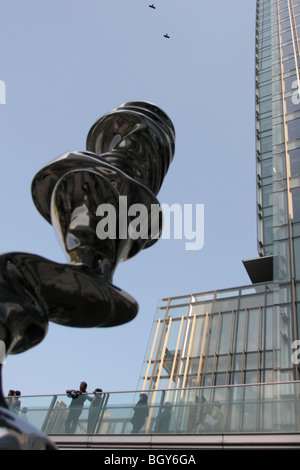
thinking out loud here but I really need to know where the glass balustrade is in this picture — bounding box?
[4,381,300,436]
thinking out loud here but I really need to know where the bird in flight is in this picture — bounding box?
[149,4,156,8]
[164,33,170,38]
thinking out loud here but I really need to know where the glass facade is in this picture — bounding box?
[139,0,300,394]
[256,0,300,337]
[138,283,295,392]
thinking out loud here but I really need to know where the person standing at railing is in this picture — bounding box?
[64,381,92,433]
[6,390,21,414]
[6,390,14,409]
[156,401,172,433]
[211,402,223,432]
[87,388,103,433]
[196,401,223,433]
[10,391,21,415]
[130,393,149,433]
[20,407,28,422]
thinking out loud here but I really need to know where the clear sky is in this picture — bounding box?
[0,0,257,396]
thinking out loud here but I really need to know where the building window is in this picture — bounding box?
[287,118,300,141]
[286,95,300,113]
[284,74,297,92]
[261,134,272,153]
[292,187,300,221]
[263,216,273,245]
[281,30,292,42]
[263,184,273,207]
[294,238,300,280]
[283,58,296,71]
[290,149,300,175]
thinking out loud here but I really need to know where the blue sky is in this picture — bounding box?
[0,0,257,396]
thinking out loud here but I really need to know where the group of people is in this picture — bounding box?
[64,384,224,434]
[64,385,172,435]
[7,390,21,414]
[130,393,172,433]
[130,394,224,434]
[6,381,223,434]
[65,381,103,433]
[195,399,223,433]
[6,389,29,421]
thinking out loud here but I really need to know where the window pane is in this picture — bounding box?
[288,119,300,141]
[285,94,300,113]
[265,307,273,349]
[284,75,297,92]
[283,58,296,71]
[263,185,273,207]
[235,311,245,353]
[218,313,232,355]
[294,238,300,280]
[281,30,292,42]
[208,314,219,355]
[282,44,294,56]
[290,148,300,176]
[261,135,272,153]
[292,187,300,221]
[247,309,260,351]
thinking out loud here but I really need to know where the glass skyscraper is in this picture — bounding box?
[138,0,300,397]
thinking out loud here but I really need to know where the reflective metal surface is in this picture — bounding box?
[0,100,175,341]
[0,254,49,355]
[0,252,137,329]
[30,101,175,328]
[0,405,56,450]
[86,101,175,196]
[0,101,175,448]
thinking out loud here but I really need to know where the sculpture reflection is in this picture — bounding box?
[0,101,175,448]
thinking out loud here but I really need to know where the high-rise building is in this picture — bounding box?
[255,0,300,352]
[138,0,300,401]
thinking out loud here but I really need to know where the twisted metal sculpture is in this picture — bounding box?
[0,101,175,448]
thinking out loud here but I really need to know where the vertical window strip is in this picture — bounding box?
[145,317,172,432]
[180,314,197,398]
[257,306,263,382]
[174,313,190,389]
[166,315,185,400]
[278,0,295,222]
[226,309,236,385]
[147,318,173,428]
[148,315,169,390]
[211,311,222,386]
[241,307,248,384]
[289,0,300,88]
[196,311,210,387]
[283,2,299,371]
[154,317,173,391]
[142,318,161,391]
[273,304,277,380]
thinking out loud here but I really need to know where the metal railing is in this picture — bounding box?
[5,381,300,436]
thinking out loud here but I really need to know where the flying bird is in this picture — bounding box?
[149,4,156,8]
[164,33,170,38]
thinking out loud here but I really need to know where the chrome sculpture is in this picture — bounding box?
[0,101,175,448]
